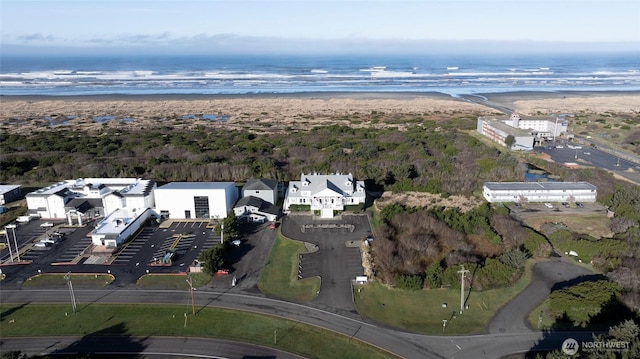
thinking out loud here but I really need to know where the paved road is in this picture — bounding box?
[459,94,514,114]
[0,336,304,359]
[0,258,600,359]
[536,145,640,184]
[487,259,593,334]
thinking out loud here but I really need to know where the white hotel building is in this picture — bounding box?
[26,178,156,223]
[477,113,569,150]
[483,182,597,203]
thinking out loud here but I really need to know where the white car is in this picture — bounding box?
[40,222,54,228]
[231,239,242,247]
[544,203,553,208]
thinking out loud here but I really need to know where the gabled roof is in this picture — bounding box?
[65,198,103,213]
[235,196,263,208]
[234,196,280,216]
[243,179,278,191]
[314,180,344,197]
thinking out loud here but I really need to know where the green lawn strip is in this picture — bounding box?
[354,260,534,335]
[22,273,114,288]
[258,232,320,302]
[0,304,395,359]
[136,272,211,289]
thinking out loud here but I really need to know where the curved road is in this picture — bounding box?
[1,258,598,359]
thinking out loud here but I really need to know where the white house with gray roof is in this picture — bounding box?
[483,181,597,203]
[233,196,280,223]
[241,178,279,205]
[284,172,366,218]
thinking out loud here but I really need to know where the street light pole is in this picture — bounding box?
[4,226,14,262]
[186,276,195,315]
[220,223,224,244]
[64,272,77,313]
[6,225,19,262]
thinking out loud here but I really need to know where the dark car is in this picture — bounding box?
[576,202,584,208]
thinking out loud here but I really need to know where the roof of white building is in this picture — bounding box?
[235,196,280,215]
[0,184,21,194]
[93,207,148,237]
[288,173,365,198]
[484,181,597,191]
[157,182,236,190]
[482,119,532,136]
[27,181,72,197]
[27,178,154,198]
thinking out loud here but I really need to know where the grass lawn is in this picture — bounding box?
[354,260,534,335]
[521,212,613,238]
[136,272,211,289]
[258,233,320,302]
[22,273,114,288]
[0,304,396,359]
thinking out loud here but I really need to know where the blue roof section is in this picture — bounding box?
[157,182,236,190]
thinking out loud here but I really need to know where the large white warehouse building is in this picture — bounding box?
[154,182,239,219]
[483,181,597,203]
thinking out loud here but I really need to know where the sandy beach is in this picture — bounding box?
[1,91,638,134]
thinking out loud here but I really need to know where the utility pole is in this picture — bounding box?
[64,272,77,313]
[186,276,195,315]
[458,265,469,314]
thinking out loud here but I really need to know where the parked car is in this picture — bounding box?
[40,237,56,244]
[562,202,570,207]
[40,222,54,228]
[544,203,553,208]
[231,239,242,247]
[576,202,584,208]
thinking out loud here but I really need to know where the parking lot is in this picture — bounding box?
[0,218,276,289]
[281,214,371,314]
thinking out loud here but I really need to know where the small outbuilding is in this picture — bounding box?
[233,196,280,223]
[0,184,22,205]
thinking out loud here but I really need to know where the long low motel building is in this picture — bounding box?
[483,182,597,203]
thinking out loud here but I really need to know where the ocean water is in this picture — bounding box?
[1,53,639,96]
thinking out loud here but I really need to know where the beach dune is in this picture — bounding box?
[1,92,638,134]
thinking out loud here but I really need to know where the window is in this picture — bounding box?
[193,196,210,218]
[185,210,191,218]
